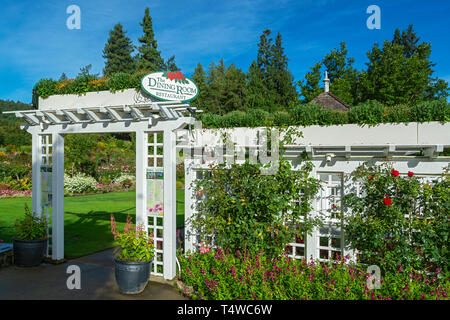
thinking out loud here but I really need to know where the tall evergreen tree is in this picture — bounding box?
[269,32,298,109]
[205,59,227,114]
[248,29,298,111]
[136,7,165,72]
[221,63,247,113]
[257,29,273,79]
[246,60,270,110]
[102,23,135,76]
[191,62,208,110]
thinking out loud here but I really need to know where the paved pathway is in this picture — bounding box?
[0,248,186,300]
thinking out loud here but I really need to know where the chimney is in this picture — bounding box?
[323,71,330,93]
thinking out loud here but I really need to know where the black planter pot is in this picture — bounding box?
[114,258,152,294]
[13,238,47,267]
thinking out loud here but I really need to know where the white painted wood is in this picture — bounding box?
[31,133,43,216]
[184,158,195,254]
[135,130,147,231]
[51,133,64,261]
[163,128,177,280]
[38,89,155,110]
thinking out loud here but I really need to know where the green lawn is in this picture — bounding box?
[0,190,185,258]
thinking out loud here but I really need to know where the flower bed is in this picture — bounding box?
[178,249,449,300]
[0,190,31,198]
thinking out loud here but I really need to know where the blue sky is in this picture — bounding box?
[1,0,449,103]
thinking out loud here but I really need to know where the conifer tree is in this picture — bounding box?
[269,32,298,109]
[191,62,208,110]
[136,7,165,72]
[102,23,135,76]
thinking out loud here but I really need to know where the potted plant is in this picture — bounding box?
[110,214,154,294]
[13,204,48,267]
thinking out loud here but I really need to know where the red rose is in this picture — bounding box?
[369,174,374,181]
[391,169,399,177]
[167,72,176,80]
[384,197,392,206]
[175,71,184,80]
[408,171,414,177]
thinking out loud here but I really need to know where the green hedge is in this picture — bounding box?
[32,73,449,126]
[199,100,450,128]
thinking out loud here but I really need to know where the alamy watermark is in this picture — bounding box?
[66,5,81,30]
[366,265,381,290]
[366,5,381,30]
[66,264,81,289]
[176,121,280,175]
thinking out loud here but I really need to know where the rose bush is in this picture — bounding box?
[343,163,449,274]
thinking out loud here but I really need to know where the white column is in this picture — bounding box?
[31,132,42,216]
[184,158,195,254]
[163,128,176,280]
[135,130,148,230]
[51,133,64,261]
[306,170,319,261]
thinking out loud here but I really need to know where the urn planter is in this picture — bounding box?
[13,238,47,267]
[114,257,153,294]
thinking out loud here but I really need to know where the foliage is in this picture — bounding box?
[199,100,449,128]
[136,7,167,72]
[110,214,154,262]
[179,249,449,300]
[192,157,322,258]
[64,173,98,194]
[64,134,135,182]
[102,23,136,76]
[299,25,449,107]
[343,163,450,274]
[14,204,48,240]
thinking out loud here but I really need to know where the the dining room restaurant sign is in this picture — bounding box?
[141,71,198,102]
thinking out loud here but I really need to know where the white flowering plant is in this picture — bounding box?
[64,173,98,194]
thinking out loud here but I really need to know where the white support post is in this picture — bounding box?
[31,133,43,216]
[184,159,195,254]
[163,128,177,280]
[135,130,147,230]
[306,169,319,261]
[51,133,64,261]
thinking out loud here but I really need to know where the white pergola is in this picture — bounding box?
[183,123,450,263]
[4,89,200,280]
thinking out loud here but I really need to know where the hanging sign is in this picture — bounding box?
[146,168,164,216]
[141,71,198,102]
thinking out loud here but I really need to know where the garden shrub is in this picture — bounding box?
[192,159,322,258]
[290,103,323,126]
[272,111,294,127]
[347,100,385,125]
[343,163,449,274]
[411,99,450,123]
[179,249,449,300]
[64,173,98,194]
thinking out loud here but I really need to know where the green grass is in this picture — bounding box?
[0,190,185,258]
